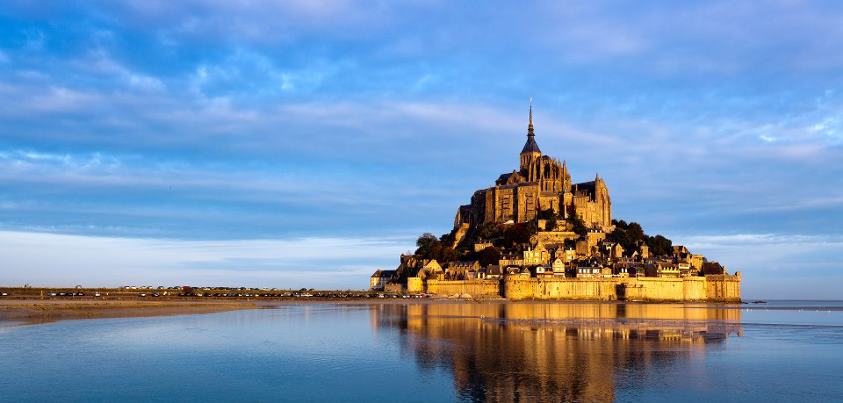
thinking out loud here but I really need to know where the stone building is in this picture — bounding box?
[454,103,612,233]
[369,269,396,291]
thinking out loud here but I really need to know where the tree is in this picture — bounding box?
[645,234,673,256]
[437,245,458,263]
[626,222,644,243]
[477,246,502,267]
[607,220,645,255]
[477,222,502,240]
[414,232,458,263]
[439,232,455,247]
[568,213,587,236]
[415,233,439,259]
[702,261,725,275]
[502,223,535,249]
[537,208,557,230]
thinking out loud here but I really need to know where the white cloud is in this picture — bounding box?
[22,86,102,113]
[73,48,165,91]
[674,233,843,299]
[0,230,412,289]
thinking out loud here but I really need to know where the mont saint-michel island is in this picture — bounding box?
[371,105,741,302]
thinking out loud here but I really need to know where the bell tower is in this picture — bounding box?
[520,100,541,171]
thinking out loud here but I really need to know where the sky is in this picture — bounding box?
[1,1,842,298]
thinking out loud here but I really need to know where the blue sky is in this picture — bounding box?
[1,1,842,297]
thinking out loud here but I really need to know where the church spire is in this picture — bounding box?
[528,97,534,138]
[519,99,541,171]
[521,99,541,155]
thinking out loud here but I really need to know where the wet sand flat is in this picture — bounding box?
[0,299,261,325]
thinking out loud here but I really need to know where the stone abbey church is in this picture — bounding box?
[454,105,612,232]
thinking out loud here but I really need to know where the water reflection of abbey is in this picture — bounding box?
[371,303,742,402]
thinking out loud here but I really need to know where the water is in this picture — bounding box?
[1,301,842,402]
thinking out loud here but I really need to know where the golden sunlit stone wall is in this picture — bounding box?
[504,277,618,300]
[501,275,742,302]
[624,275,741,302]
[406,277,424,294]
[425,279,501,297]
[624,277,701,301]
[704,273,742,302]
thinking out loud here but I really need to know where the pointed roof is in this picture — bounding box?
[521,100,541,154]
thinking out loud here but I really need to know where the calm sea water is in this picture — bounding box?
[1,301,842,402]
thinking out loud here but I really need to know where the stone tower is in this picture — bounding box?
[520,101,542,171]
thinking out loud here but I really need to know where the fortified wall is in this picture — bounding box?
[503,277,618,301]
[425,279,502,298]
[417,274,741,302]
[504,274,741,302]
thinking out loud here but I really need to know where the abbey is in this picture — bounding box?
[454,104,611,232]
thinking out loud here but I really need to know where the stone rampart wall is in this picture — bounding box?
[623,277,703,301]
[622,275,740,302]
[504,277,618,300]
[425,274,741,302]
[704,273,742,302]
[425,280,501,298]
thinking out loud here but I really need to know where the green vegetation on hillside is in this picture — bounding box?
[607,219,673,256]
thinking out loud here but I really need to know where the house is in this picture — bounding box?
[678,262,693,277]
[523,244,550,266]
[672,245,690,256]
[479,265,503,279]
[551,258,566,276]
[562,248,577,262]
[576,265,601,278]
[499,254,524,268]
[656,261,680,278]
[599,241,625,259]
[504,266,523,275]
[369,269,396,291]
[613,264,629,277]
[689,254,705,271]
[535,264,555,277]
[638,243,650,259]
[448,260,481,280]
[418,260,445,281]
[611,243,625,259]
[473,242,494,252]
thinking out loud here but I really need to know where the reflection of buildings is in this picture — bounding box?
[371,303,742,402]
